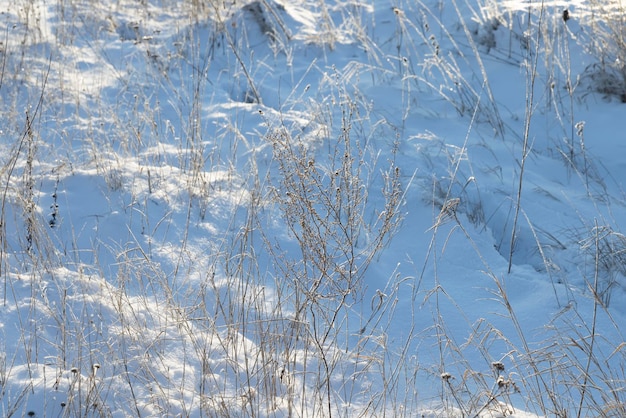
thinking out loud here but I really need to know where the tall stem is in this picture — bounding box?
[508,1,545,273]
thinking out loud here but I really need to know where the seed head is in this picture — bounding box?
[492,361,505,371]
[562,9,570,22]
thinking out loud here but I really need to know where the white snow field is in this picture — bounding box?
[1,0,626,416]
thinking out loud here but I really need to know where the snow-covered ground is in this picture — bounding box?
[1,0,626,416]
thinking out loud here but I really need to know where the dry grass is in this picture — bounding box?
[1,0,626,416]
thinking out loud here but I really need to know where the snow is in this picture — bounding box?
[1,0,625,416]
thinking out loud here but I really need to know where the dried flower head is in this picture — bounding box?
[492,361,505,371]
[562,9,570,22]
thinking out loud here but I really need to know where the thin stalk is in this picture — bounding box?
[577,220,601,417]
[508,1,545,274]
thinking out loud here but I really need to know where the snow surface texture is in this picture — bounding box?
[1,0,625,416]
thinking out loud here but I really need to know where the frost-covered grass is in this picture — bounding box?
[1,0,626,416]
